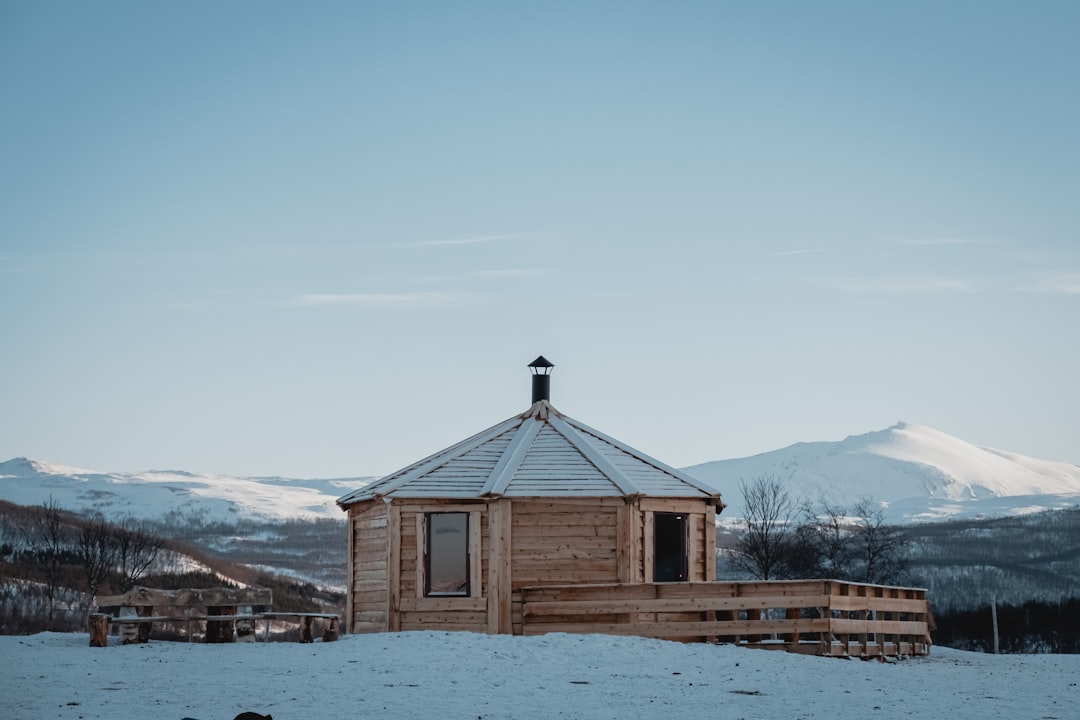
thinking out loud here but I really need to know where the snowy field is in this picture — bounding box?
[3,632,1078,720]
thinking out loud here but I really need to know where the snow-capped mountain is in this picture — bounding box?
[683,422,1080,523]
[0,457,372,523]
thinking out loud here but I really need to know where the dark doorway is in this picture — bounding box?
[653,513,688,582]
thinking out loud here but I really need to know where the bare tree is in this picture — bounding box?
[728,475,797,580]
[77,515,118,614]
[850,499,909,585]
[115,518,164,591]
[27,497,71,630]
[788,499,856,579]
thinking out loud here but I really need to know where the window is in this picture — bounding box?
[425,512,470,596]
[653,512,688,582]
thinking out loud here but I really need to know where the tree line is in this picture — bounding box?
[933,598,1080,653]
[902,507,1080,613]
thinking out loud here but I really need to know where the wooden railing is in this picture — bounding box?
[520,580,931,657]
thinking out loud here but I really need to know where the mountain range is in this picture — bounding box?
[2,421,1078,524]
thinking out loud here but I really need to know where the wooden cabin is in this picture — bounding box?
[337,357,725,635]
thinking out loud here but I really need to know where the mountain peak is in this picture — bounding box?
[684,423,1080,522]
[1,457,100,477]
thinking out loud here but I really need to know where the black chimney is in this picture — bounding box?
[528,356,554,403]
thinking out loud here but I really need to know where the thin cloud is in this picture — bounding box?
[413,234,516,247]
[290,291,482,307]
[1018,273,1080,295]
[826,275,976,294]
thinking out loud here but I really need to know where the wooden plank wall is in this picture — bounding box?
[510,498,622,588]
[350,502,389,633]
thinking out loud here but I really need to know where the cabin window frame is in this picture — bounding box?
[652,511,689,582]
[412,506,484,604]
[424,511,471,597]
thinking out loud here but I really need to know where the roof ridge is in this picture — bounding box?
[547,413,644,497]
[336,414,521,505]
[480,416,543,497]
[558,415,723,499]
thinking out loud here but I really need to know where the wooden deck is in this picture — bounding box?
[520,580,931,657]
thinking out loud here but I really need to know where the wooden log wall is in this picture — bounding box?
[511,498,622,588]
[350,502,390,633]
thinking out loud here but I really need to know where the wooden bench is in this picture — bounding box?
[90,587,338,646]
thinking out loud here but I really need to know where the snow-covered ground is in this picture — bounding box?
[4,631,1077,720]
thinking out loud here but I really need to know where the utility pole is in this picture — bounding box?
[991,593,1000,654]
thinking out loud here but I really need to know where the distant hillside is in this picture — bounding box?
[904,507,1080,613]
[684,422,1080,522]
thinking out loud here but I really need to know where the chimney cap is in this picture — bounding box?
[528,356,554,374]
[528,356,553,403]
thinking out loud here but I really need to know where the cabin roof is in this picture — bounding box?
[336,400,722,506]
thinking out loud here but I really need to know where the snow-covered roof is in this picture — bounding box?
[337,400,722,506]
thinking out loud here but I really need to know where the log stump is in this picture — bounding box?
[89,613,109,647]
[136,605,152,643]
[322,617,339,642]
[206,606,236,643]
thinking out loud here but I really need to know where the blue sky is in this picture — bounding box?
[2,1,1077,478]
